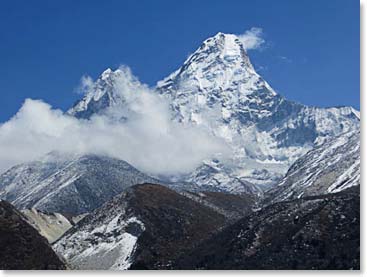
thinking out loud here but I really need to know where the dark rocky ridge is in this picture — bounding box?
[180,190,257,223]
[128,184,227,269]
[0,200,66,270]
[174,186,360,270]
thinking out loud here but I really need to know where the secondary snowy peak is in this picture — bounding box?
[68,67,144,119]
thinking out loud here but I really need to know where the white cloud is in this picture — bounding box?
[74,75,94,95]
[0,67,229,176]
[238,27,265,50]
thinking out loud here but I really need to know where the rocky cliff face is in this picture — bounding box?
[21,208,86,243]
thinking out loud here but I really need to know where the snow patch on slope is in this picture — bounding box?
[268,130,360,202]
[54,212,144,270]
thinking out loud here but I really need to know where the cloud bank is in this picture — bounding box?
[238,27,265,50]
[0,67,229,176]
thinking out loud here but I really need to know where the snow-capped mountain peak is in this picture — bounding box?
[155,33,359,190]
[65,33,359,193]
[157,32,276,104]
[182,32,255,72]
[100,68,114,80]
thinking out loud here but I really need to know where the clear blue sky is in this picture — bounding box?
[0,0,359,122]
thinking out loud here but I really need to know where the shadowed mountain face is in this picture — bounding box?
[174,186,360,270]
[54,184,227,270]
[0,200,66,270]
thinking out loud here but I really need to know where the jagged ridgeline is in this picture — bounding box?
[68,32,359,192]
